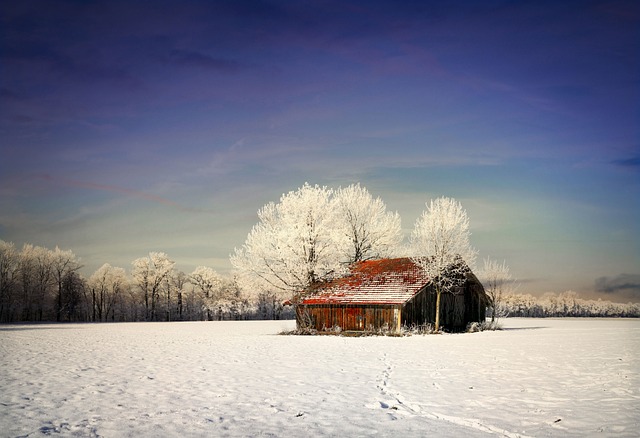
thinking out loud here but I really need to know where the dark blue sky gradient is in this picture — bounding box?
[1,0,639,299]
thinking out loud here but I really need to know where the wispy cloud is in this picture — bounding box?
[595,274,640,296]
[168,50,247,73]
[611,157,640,169]
[36,174,210,213]
[0,88,21,100]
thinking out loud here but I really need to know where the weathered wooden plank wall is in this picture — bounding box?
[464,282,487,323]
[403,282,486,331]
[298,304,401,331]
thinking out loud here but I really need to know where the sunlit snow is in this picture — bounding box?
[1,318,638,437]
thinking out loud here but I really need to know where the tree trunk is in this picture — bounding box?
[151,288,156,321]
[144,288,149,321]
[434,286,442,332]
[166,286,171,322]
[92,288,96,322]
[56,280,63,322]
[272,296,277,320]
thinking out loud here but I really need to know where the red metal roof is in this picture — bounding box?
[301,258,430,305]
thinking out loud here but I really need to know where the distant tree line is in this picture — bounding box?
[496,291,640,318]
[2,238,638,323]
[0,240,292,323]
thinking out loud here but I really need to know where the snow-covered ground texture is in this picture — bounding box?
[1,318,638,438]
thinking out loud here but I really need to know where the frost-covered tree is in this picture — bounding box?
[215,276,247,320]
[0,240,19,322]
[479,257,514,323]
[131,252,175,321]
[411,197,477,332]
[335,183,403,263]
[499,291,640,318]
[19,244,55,321]
[190,266,223,320]
[50,247,82,322]
[163,269,188,322]
[89,264,128,322]
[60,270,86,322]
[171,270,188,321]
[231,183,345,302]
[15,244,36,320]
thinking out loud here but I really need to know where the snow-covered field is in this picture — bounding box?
[1,318,638,437]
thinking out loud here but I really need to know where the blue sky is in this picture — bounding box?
[1,0,638,300]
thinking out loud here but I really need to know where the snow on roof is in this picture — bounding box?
[301,258,430,305]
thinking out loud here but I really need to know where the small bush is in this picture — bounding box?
[279,327,318,335]
[323,324,342,334]
[401,323,438,336]
[467,320,503,333]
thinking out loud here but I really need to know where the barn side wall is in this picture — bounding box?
[402,285,466,329]
[403,279,487,332]
[464,280,487,323]
[402,285,435,326]
[297,304,401,332]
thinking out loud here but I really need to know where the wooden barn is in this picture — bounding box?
[296,257,487,333]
